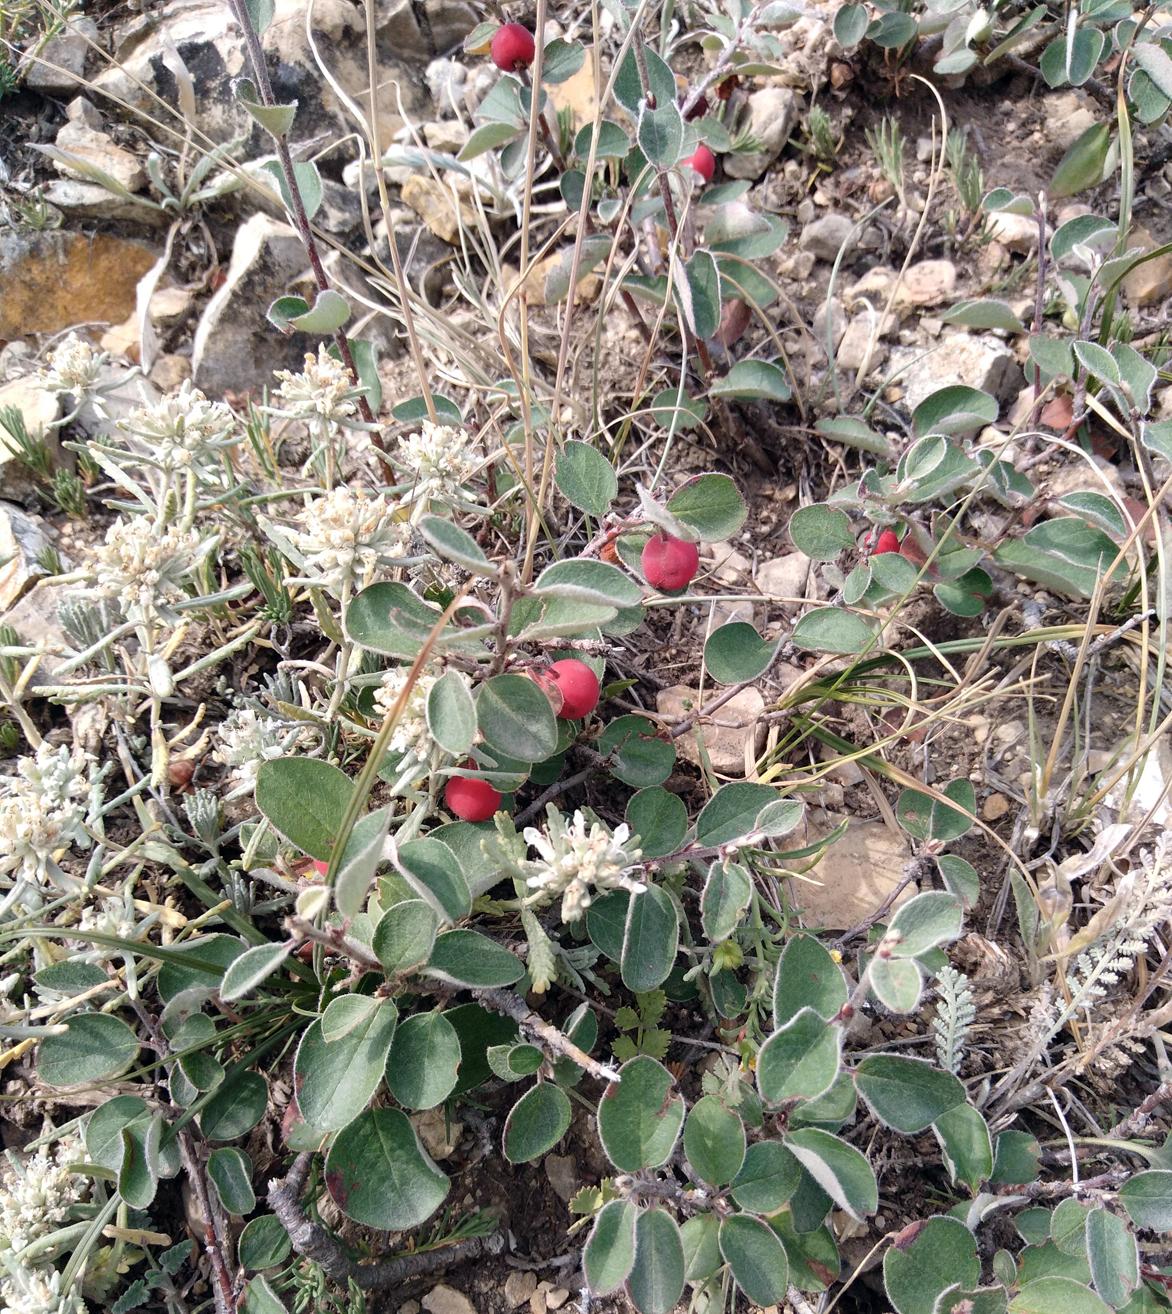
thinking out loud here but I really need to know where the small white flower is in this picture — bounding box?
[92,517,208,623]
[270,485,409,590]
[0,1138,86,1255]
[0,744,91,896]
[524,807,644,923]
[213,708,309,794]
[372,667,438,769]
[38,334,104,396]
[396,420,481,500]
[273,347,359,426]
[118,380,238,472]
[0,1267,88,1314]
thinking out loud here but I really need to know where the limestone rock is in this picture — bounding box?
[786,812,913,929]
[51,121,146,192]
[65,96,103,129]
[986,210,1041,253]
[0,505,55,612]
[0,580,71,693]
[192,214,310,395]
[1123,227,1172,307]
[149,354,193,391]
[378,0,476,58]
[401,175,477,245]
[837,314,887,375]
[889,332,1023,414]
[756,553,810,602]
[504,1273,537,1309]
[422,1286,477,1314]
[39,178,161,225]
[657,684,765,776]
[723,88,799,180]
[799,212,855,263]
[892,259,957,310]
[547,51,598,132]
[0,231,158,337]
[24,18,99,93]
[95,0,426,148]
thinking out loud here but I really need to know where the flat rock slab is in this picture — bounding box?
[0,231,157,338]
[657,684,765,776]
[786,811,913,930]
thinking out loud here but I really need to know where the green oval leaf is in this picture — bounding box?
[884,1215,979,1314]
[683,1095,746,1187]
[504,1082,572,1163]
[425,929,524,987]
[584,1199,638,1295]
[855,1054,965,1133]
[791,607,879,654]
[628,1208,685,1314]
[208,1146,256,1216]
[621,885,679,992]
[293,1002,398,1131]
[784,1128,877,1221]
[704,622,777,685]
[255,757,354,863]
[324,1107,449,1230]
[626,788,688,859]
[719,1213,789,1307]
[476,673,559,763]
[555,441,619,517]
[38,1013,139,1087]
[758,1007,842,1104]
[386,1011,461,1110]
[373,899,439,974]
[597,1056,684,1172]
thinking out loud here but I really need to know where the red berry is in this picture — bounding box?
[445,774,503,822]
[873,529,901,555]
[312,859,329,877]
[682,143,716,183]
[642,532,700,591]
[490,22,535,72]
[548,658,601,720]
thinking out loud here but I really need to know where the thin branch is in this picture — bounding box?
[268,1154,504,1290]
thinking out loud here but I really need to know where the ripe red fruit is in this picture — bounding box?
[445,774,502,822]
[873,529,901,555]
[682,143,716,183]
[547,658,601,720]
[490,22,535,72]
[642,532,700,591]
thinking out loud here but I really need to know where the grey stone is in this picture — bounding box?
[192,213,310,396]
[813,296,847,349]
[95,0,426,148]
[0,504,54,612]
[837,314,888,375]
[52,121,147,193]
[756,553,810,602]
[24,18,99,94]
[986,210,1041,253]
[39,178,161,225]
[723,88,799,180]
[799,212,855,263]
[0,580,71,693]
[379,0,475,56]
[65,96,104,129]
[889,332,1024,415]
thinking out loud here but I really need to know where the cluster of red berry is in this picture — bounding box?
[488,23,717,184]
[444,532,699,822]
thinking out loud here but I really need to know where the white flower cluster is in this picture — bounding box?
[373,667,438,769]
[276,486,409,590]
[0,1267,88,1314]
[524,808,644,923]
[0,1139,86,1255]
[38,334,103,397]
[273,347,359,426]
[92,517,205,623]
[397,420,481,500]
[213,707,308,794]
[0,744,91,893]
[118,380,238,472]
